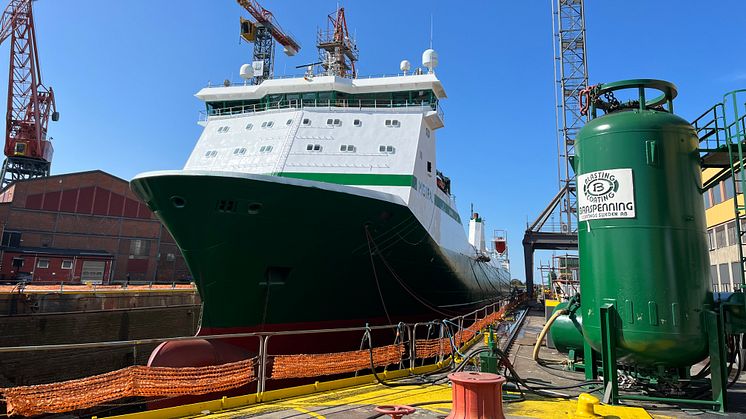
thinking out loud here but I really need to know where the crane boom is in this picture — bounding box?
[0,0,57,188]
[236,0,300,55]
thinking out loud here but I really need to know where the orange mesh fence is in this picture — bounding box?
[1,358,256,417]
[271,343,404,380]
[414,301,519,358]
[414,337,452,359]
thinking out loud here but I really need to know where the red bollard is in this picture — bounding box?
[446,372,506,419]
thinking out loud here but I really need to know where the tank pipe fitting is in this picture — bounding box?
[533,307,568,362]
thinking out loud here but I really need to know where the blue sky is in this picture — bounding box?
[8,0,746,281]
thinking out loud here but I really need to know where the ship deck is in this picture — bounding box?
[107,306,746,419]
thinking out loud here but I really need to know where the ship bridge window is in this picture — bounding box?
[303,118,311,125]
[260,145,273,153]
[245,123,254,130]
[354,119,362,127]
[340,144,356,152]
[385,119,400,127]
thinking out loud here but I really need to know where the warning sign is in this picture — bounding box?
[577,168,636,222]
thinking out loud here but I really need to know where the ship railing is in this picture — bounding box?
[199,99,444,122]
[207,71,436,86]
[0,299,511,398]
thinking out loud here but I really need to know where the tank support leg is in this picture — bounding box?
[600,304,619,405]
[583,338,599,380]
[705,309,727,412]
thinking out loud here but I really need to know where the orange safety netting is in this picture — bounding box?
[414,337,452,359]
[414,301,519,358]
[1,358,256,417]
[271,344,404,380]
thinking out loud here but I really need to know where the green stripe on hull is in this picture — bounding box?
[277,172,414,186]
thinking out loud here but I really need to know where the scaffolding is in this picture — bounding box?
[538,254,579,301]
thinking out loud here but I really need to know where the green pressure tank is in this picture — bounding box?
[575,80,710,367]
[549,301,585,355]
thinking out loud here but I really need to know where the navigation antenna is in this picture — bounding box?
[522,0,588,296]
[317,7,358,78]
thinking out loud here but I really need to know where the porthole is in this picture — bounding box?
[353,119,361,127]
[326,118,334,125]
[303,118,311,125]
[306,144,313,151]
[286,119,293,125]
[267,121,274,128]
[246,123,253,130]
[340,145,347,152]
[171,196,187,209]
[333,119,341,126]
[379,145,386,152]
[313,144,321,151]
[248,202,263,215]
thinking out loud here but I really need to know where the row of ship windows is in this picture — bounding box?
[216,118,407,133]
[203,144,396,157]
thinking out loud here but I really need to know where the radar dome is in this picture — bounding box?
[400,60,411,74]
[240,64,253,80]
[422,49,438,73]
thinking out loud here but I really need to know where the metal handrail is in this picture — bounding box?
[0,298,511,395]
[206,72,435,87]
[199,99,443,122]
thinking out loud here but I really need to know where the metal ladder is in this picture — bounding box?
[695,90,746,290]
[270,110,304,176]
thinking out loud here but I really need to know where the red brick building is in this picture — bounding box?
[0,171,189,283]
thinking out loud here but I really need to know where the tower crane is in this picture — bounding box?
[237,0,301,84]
[0,0,57,189]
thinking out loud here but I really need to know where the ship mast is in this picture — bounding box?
[316,8,358,78]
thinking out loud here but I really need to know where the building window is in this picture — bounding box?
[353,119,361,127]
[727,221,737,246]
[719,263,731,287]
[61,260,73,269]
[1,231,21,247]
[245,123,253,130]
[302,118,311,125]
[704,191,711,209]
[166,253,176,262]
[732,262,742,285]
[713,185,723,205]
[708,229,716,250]
[129,240,151,259]
[725,178,735,201]
[715,225,727,248]
[36,259,49,269]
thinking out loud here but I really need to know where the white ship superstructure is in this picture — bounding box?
[185,65,477,254]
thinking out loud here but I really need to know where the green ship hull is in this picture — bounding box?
[131,171,510,349]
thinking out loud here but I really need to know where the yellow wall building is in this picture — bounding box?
[702,167,743,292]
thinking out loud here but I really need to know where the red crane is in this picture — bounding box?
[236,0,300,84]
[0,0,57,188]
